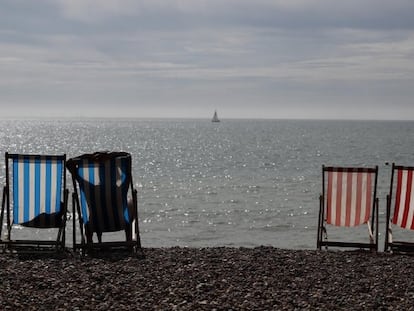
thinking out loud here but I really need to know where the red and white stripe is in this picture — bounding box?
[326,170,373,227]
[392,168,414,229]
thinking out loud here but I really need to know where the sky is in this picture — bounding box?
[1,0,414,120]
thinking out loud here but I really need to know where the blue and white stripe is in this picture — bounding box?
[12,155,63,226]
[76,156,130,232]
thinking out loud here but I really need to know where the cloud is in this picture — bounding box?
[50,0,414,30]
[0,0,414,118]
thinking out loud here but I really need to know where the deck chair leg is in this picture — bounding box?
[317,194,325,250]
[322,227,328,250]
[367,221,374,244]
[76,198,85,247]
[0,187,6,239]
[366,221,376,253]
[133,189,142,250]
[6,187,11,241]
[7,223,11,241]
[375,198,379,252]
[385,195,391,252]
[72,193,76,252]
[387,224,393,252]
[60,189,69,251]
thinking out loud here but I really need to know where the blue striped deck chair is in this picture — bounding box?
[67,152,141,254]
[0,153,68,252]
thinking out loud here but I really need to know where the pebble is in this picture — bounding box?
[0,247,412,310]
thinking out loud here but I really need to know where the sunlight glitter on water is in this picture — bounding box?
[0,119,413,249]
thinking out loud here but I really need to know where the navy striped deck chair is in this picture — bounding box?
[67,152,141,254]
[317,165,379,251]
[385,164,414,253]
[0,153,68,252]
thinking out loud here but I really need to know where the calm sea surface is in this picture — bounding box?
[1,118,414,250]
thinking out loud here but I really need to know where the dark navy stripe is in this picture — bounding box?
[97,164,109,231]
[94,163,110,231]
[23,157,30,223]
[110,159,121,230]
[55,159,62,213]
[78,165,89,224]
[34,158,41,220]
[45,159,52,214]
[88,165,98,231]
[13,159,19,224]
[121,159,130,223]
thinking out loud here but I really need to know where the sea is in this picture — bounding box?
[1,118,414,250]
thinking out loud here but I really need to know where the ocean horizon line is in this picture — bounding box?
[0,115,413,122]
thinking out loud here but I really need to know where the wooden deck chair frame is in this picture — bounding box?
[385,163,414,253]
[67,152,141,254]
[317,165,379,251]
[0,153,68,252]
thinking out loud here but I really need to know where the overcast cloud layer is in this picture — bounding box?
[1,0,414,119]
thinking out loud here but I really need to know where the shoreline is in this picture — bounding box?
[0,246,412,310]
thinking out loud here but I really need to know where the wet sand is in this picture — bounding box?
[0,247,412,310]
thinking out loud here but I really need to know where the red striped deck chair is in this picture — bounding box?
[317,165,379,251]
[67,152,141,254]
[0,153,68,252]
[385,164,414,253]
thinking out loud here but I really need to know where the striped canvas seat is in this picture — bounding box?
[385,164,414,252]
[0,153,68,251]
[317,166,379,251]
[67,152,141,253]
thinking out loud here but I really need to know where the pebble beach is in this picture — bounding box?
[0,247,413,310]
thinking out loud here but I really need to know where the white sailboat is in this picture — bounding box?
[212,110,220,122]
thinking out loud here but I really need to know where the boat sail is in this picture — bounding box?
[212,110,220,122]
